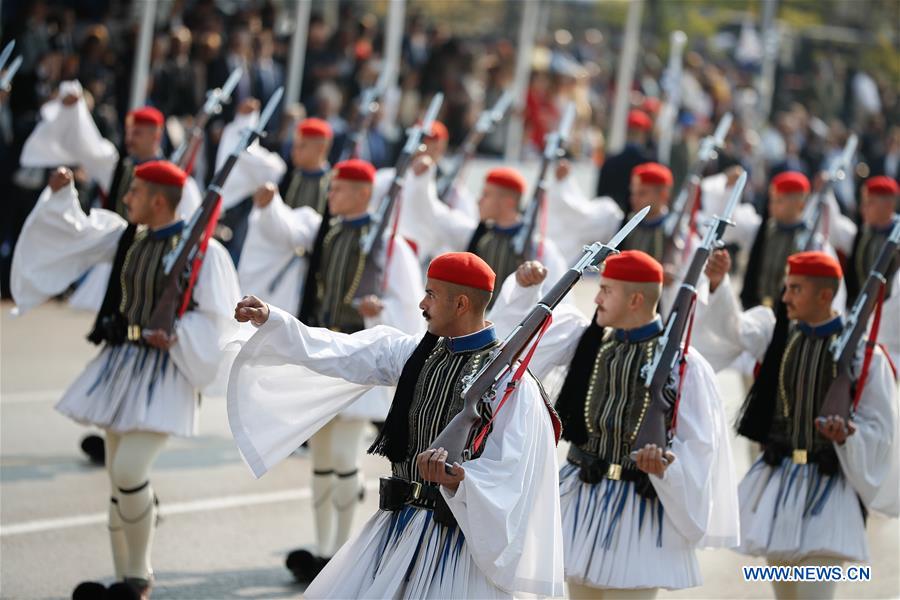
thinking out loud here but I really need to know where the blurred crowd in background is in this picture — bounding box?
[1,0,898,293]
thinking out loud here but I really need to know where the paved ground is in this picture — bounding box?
[1,290,897,599]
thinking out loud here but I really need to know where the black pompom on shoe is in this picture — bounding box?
[72,581,108,600]
[108,577,151,600]
[81,434,106,466]
[285,549,330,583]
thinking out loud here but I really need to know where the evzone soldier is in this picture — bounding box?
[228,252,564,598]
[238,116,335,311]
[546,160,696,311]
[18,82,203,465]
[237,159,424,583]
[10,162,243,598]
[700,250,898,599]
[827,176,900,369]
[396,163,567,308]
[490,251,739,599]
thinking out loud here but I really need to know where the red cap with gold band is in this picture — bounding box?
[601,250,664,283]
[424,120,449,141]
[128,106,164,128]
[771,171,810,194]
[134,160,187,188]
[427,252,496,292]
[864,176,899,196]
[297,117,333,139]
[333,159,376,183]
[632,162,673,187]
[485,167,527,195]
[786,251,842,279]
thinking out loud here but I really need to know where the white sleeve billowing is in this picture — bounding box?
[11,183,126,313]
[216,111,287,210]
[20,81,119,192]
[488,273,588,380]
[370,235,426,335]
[545,175,623,263]
[823,189,857,256]
[178,176,203,221]
[442,372,565,597]
[226,305,420,477]
[649,352,741,548]
[395,162,476,252]
[168,240,248,394]
[692,275,776,370]
[834,349,899,517]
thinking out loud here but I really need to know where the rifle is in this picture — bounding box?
[657,30,687,165]
[359,92,443,259]
[170,67,243,176]
[796,133,858,251]
[431,206,652,471]
[662,112,732,266]
[436,90,513,202]
[511,101,576,258]
[817,219,900,421]
[339,69,391,161]
[631,171,747,454]
[146,87,284,336]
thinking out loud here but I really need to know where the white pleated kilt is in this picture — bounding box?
[55,343,199,437]
[736,455,868,562]
[305,505,510,599]
[559,462,702,590]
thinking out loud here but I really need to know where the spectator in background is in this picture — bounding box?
[154,26,199,119]
[595,109,654,212]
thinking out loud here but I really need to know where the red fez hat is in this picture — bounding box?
[627,109,653,131]
[787,251,842,279]
[632,162,673,187]
[601,250,664,283]
[427,252,496,292]
[864,176,899,196]
[297,117,333,139]
[134,160,187,188]
[641,97,662,115]
[424,120,449,141]
[128,106,164,128]
[333,159,376,183]
[771,171,810,195]
[485,167,527,195]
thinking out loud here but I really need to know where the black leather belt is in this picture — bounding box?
[567,446,658,499]
[762,441,839,476]
[378,476,457,527]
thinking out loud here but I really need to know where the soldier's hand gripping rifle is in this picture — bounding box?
[662,112,733,266]
[796,133,858,251]
[511,102,576,259]
[339,69,391,162]
[817,218,900,422]
[631,171,747,456]
[358,93,443,261]
[436,90,513,202]
[431,207,652,473]
[145,87,284,336]
[170,67,244,176]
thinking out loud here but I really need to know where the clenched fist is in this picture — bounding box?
[516,260,548,287]
[411,154,433,176]
[49,167,74,192]
[253,183,277,208]
[235,295,270,326]
[704,248,731,293]
[238,98,261,115]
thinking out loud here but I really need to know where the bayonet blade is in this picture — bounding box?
[0,41,14,72]
[722,171,747,221]
[712,112,733,148]
[490,89,514,123]
[421,92,444,132]
[220,67,244,100]
[0,56,21,89]
[607,206,651,249]
[558,102,576,143]
[256,86,284,132]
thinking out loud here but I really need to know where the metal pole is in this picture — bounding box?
[607,0,644,154]
[285,0,312,107]
[504,0,541,161]
[757,0,779,124]
[383,0,406,86]
[129,0,157,110]
[657,30,686,165]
